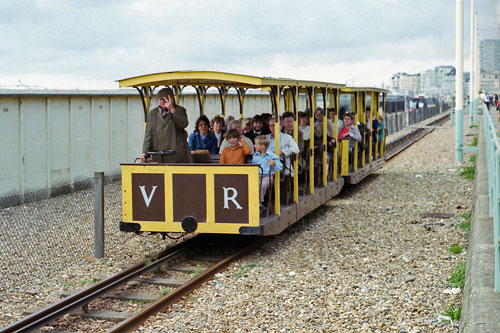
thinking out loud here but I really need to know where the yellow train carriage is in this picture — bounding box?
[117,71,388,236]
[120,163,261,234]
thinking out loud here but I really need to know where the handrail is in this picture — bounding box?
[482,107,500,291]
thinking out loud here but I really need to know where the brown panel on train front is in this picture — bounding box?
[173,174,207,223]
[214,174,248,224]
[132,173,165,222]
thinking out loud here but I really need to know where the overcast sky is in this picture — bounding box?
[1,0,499,90]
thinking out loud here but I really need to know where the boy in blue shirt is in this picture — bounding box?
[252,135,283,212]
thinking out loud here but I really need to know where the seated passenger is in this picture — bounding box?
[252,135,283,211]
[219,120,255,154]
[314,108,335,139]
[188,115,218,154]
[337,113,362,152]
[377,115,385,143]
[328,107,343,130]
[298,111,310,141]
[281,111,304,153]
[242,117,253,135]
[219,129,252,164]
[244,114,271,143]
[268,117,299,177]
[211,115,225,151]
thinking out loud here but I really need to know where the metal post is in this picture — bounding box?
[455,0,464,162]
[469,0,475,122]
[474,11,480,120]
[94,172,105,258]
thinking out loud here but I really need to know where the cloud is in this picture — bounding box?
[0,0,496,89]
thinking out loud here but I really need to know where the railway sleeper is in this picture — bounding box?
[137,277,187,287]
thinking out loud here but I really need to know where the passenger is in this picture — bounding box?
[244,114,271,143]
[268,117,299,177]
[219,119,255,154]
[211,115,225,151]
[377,114,385,143]
[313,108,336,152]
[261,113,273,129]
[188,115,218,154]
[140,87,192,163]
[298,111,310,141]
[314,108,335,139]
[252,135,283,212]
[339,106,347,120]
[328,107,343,131]
[337,113,362,152]
[281,111,304,153]
[219,129,252,164]
[368,108,379,144]
[242,117,253,134]
[224,115,235,131]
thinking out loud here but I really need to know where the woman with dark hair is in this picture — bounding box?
[188,115,218,154]
[337,113,362,152]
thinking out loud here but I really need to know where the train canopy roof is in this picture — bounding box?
[341,86,390,94]
[117,71,345,90]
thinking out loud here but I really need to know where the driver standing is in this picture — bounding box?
[140,87,193,163]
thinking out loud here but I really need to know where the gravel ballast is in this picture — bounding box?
[0,117,475,332]
[140,120,475,332]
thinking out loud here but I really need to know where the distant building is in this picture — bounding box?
[480,39,500,73]
[419,66,456,97]
[479,72,500,93]
[391,72,420,95]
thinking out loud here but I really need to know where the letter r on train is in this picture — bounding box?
[222,187,243,210]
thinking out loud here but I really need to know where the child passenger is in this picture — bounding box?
[219,129,252,164]
[252,135,283,210]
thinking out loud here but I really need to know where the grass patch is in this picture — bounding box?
[469,124,478,128]
[442,304,462,322]
[150,265,166,275]
[234,264,256,279]
[191,266,204,278]
[460,212,472,219]
[449,262,466,290]
[469,155,476,163]
[129,299,146,306]
[471,136,478,147]
[459,165,475,179]
[459,220,471,232]
[448,244,463,254]
[159,288,171,296]
[79,278,101,286]
[459,211,471,239]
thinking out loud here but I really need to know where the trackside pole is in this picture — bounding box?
[469,0,475,123]
[455,0,464,162]
[94,172,105,258]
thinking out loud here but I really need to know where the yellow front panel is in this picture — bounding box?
[122,164,260,234]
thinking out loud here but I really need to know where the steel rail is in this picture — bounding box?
[385,113,450,161]
[108,236,267,333]
[0,235,201,333]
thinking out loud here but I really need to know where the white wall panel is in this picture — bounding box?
[92,97,110,173]
[71,98,92,182]
[22,98,47,192]
[110,97,127,173]
[126,97,144,162]
[48,98,71,187]
[0,99,20,196]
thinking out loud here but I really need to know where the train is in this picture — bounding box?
[117,71,388,236]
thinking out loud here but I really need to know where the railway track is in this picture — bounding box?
[1,235,265,332]
[0,112,450,333]
[385,112,450,160]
